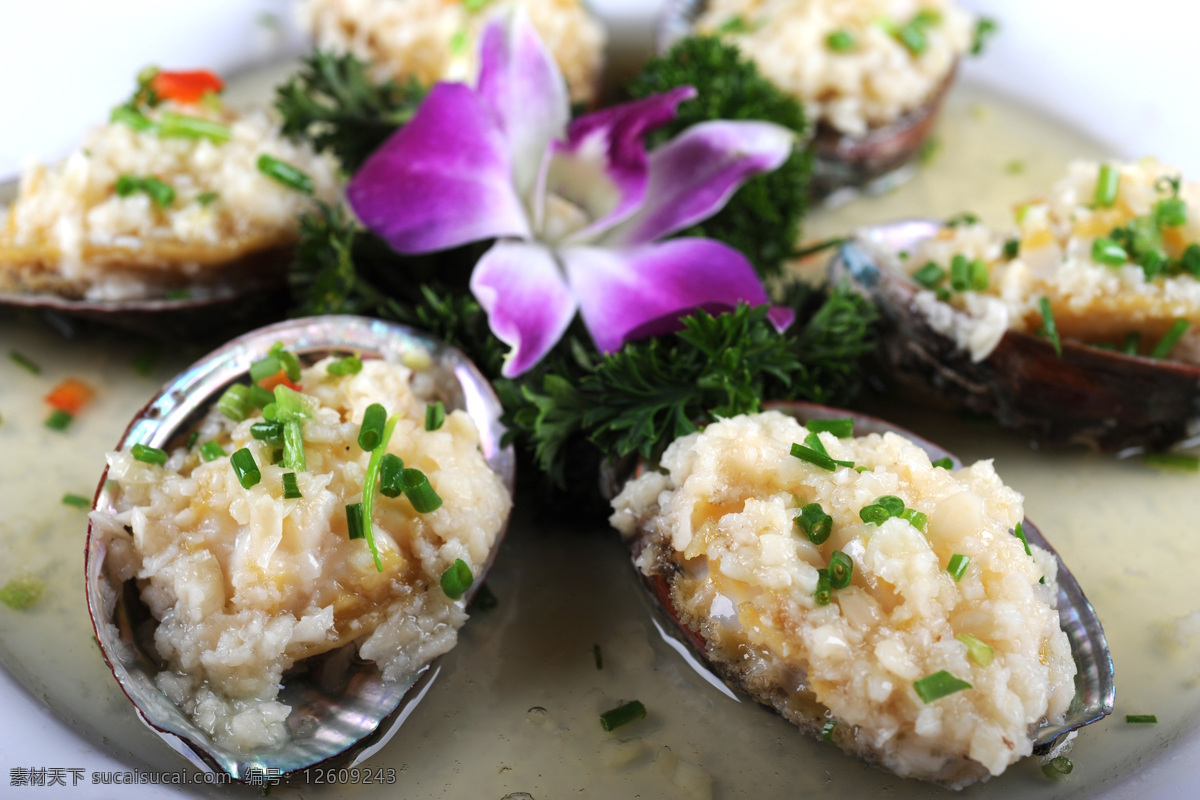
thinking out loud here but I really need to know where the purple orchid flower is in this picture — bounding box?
[348,13,796,377]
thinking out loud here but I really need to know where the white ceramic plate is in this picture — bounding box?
[2,1,1198,798]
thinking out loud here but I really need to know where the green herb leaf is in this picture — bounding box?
[913,670,972,703]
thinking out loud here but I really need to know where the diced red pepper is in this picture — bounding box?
[257,370,299,392]
[150,70,224,104]
[45,378,95,414]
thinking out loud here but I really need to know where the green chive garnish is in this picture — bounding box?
[274,385,312,472]
[1150,319,1190,359]
[859,504,891,525]
[282,472,302,499]
[44,409,73,431]
[814,569,832,606]
[1122,331,1141,355]
[804,431,830,457]
[358,403,387,451]
[1042,756,1074,779]
[249,355,281,383]
[931,457,953,469]
[131,443,168,464]
[1014,521,1032,556]
[955,632,994,666]
[185,431,199,450]
[1037,296,1062,357]
[327,355,363,376]
[876,496,905,517]
[1155,197,1187,228]
[826,30,855,52]
[110,103,154,132]
[1094,164,1120,208]
[359,412,403,571]
[599,700,646,732]
[425,401,446,431]
[1125,714,1158,724]
[115,175,175,208]
[199,440,226,462]
[250,421,284,445]
[913,670,972,703]
[379,453,405,498]
[969,258,989,291]
[791,443,838,471]
[900,507,928,532]
[440,558,474,600]
[828,551,853,589]
[1143,453,1200,472]
[912,262,946,289]
[402,468,442,513]
[275,346,302,383]
[949,254,971,290]
[196,191,219,206]
[157,111,231,143]
[346,502,365,540]
[821,719,837,742]
[796,503,832,545]
[257,154,314,194]
[217,384,250,421]
[230,448,261,489]
[9,350,41,374]
[247,385,275,409]
[947,553,970,581]
[1092,237,1129,266]
[0,576,44,609]
[806,418,853,437]
[1182,244,1200,278]
[594,643,603,670]
[62,493,91,509]
[1003,238,1020,259]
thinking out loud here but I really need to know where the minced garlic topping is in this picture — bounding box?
[96,358,510,751]
[907,159,1200,362]
[298,0,607,106]
[695,0,973,136]
[610,411,1075,787]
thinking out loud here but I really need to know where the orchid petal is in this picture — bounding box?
[347,83,530,254]
[543,87,697,244]
[602,120,795,247]
[562,238,794,354]
[477,11,570,199]
[470,240,577,377]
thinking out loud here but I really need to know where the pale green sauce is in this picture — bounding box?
[0,82,1196,798]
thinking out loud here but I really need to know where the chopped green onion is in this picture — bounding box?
[249,355,281,383]
[1122,331,1141,355]
[717,14,753,34]
[1155,197,1187,228]
[247,385,275,409]
[44,409,73,431]
[900,507,928,532]
[814,569,832,606]
[969,258,989,291]
[955,632,994,666]
[859,504,892,525]
[0,576,44,609]
[327,355,363,376]
[262,402,278,421]
[217,384,250,421]
[1092,237,1129,266]
[1182,244,1200,278]
[912,262,946,288]
[185,431,199,450]
[1041,756,1074,779]
[199,440,226,462]
[230,448,261,489]
[1037,297,1062,357]
[115,175,175,208]
[379,453,405,498]
[1139,249,1166,280]
[195,191,219,206]
[358,403,387,451]
[440,558,474,600]
[895,20,929,54]
[274,385,312,472]
[345,502,365,540]
[402,468,442,513]
[913,670,972,703]
[1003,238,1020,259]
[796,503,832,545]
[110,103,154,132]
[282,472,302,499]
[358,413,403,571]
[949,254,971,290]
[131,443,168,464]
[791,443,838,471]
[157,111,231,142]
[250,421,284,445]
[593,643,603,670]
[826,29,855,52]
[61,493,91,509]
[876,496,905,517]
[1150,319,1190,359]
[1125,714,1158,724]
[1014,521,1032,556]
[271,447,284,465]
[828,551,853,589]
[274,345,302,382]
[947,553,970,581]
[945,213,980,228]
[599,700,646,732]
[425,401,446,431]
[804,431,830,457]
[821,719,837,742]
[1143,453,1200,472]
[257,154,315,194]
[807,418,854,437]
[1094,164,1120,208]
[9,350,41,374]
[931,457,953,470]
